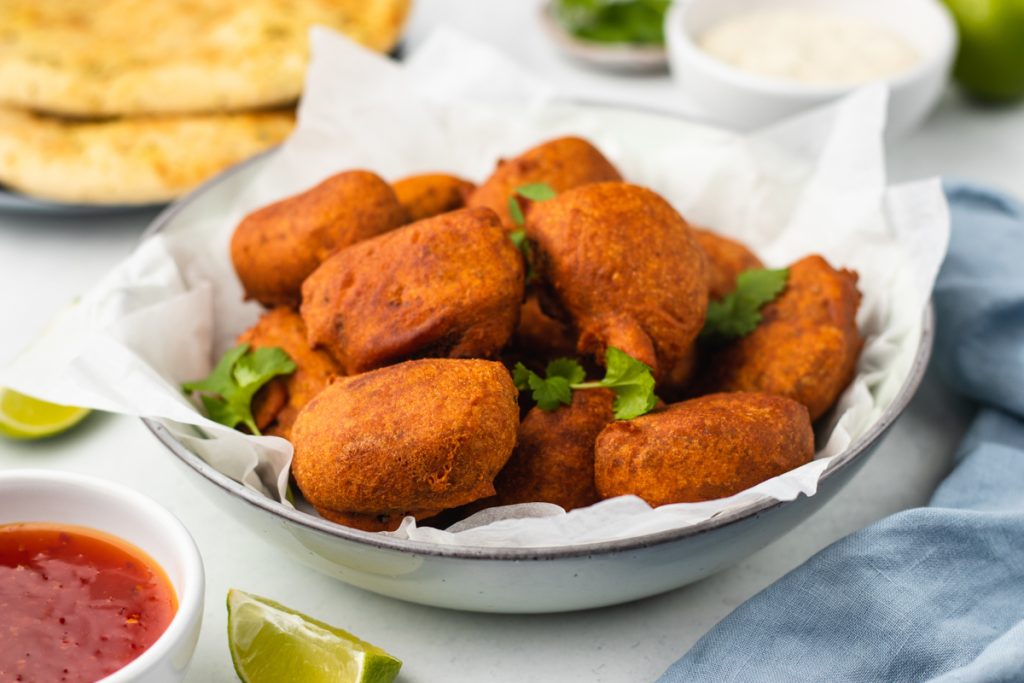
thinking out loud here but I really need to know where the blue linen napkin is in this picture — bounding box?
[658,184,1024,683]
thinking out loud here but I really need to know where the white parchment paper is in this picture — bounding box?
[0,28,950,547]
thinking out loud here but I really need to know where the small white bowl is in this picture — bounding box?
[665,0,957,136]
[0,470,204,683]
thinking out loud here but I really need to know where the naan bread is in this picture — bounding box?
[0,0,410,117]
[0,107,295,204]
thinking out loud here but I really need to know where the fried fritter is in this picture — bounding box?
[693,228,764,300]
[393,173,475,222]
[526,182,708,389]
[236,307,341,439]
[290,358,519,531]
[509,295,578,366]
[495,389,614,511]
[467,136,622,228]
[697,255,863,420]
[230,170,407,307]
[594,392,814,505]
[301,207,524,375]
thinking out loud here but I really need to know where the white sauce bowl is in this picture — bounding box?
[665,0,958,136]
[0,470,204,683]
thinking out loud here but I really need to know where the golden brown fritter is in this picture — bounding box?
[467,136,622,228]
[509,295,578,366]
[230,170,407,307]
[693,228,764,300]
[236,307,342,440]
[495,389,615,511]
[594,392,814,505]
[697,255,863,420]
[393,173,475,222]
[526,182,708,389]
[301,207,524,375]
[290,358,519,532]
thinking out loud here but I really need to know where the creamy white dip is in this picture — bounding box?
[699,9,921,86]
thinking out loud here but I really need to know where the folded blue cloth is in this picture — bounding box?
[658,185,1024,683]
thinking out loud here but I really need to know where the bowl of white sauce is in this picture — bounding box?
[665,0,957,136]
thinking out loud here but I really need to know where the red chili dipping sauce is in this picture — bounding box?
[0,523,177,683]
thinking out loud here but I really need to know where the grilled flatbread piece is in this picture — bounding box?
[0,0,410,117]
[0,106,294,204]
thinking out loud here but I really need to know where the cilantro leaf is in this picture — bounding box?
[512,362,535,391]
[511,348,657,420]
[182,343,296,435]
[507,182,558,228]
[508,196,526,226]
[701,268,789,342]
[598,347,658,420]
[509,229,527,251]
[182,343,248,394]
[529,373,573,411]
[516,182,557,201]
[546,357,586,384]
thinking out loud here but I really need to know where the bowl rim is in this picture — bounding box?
[664,0,958,98]
[140,100,935,561]
[0,468,204,681]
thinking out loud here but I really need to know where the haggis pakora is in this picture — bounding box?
[301,207,524,374]
[693,228,764,300]
[495,389,614,511]
[230,170,407,307]
[467,136,622,228]
[290,359,519,531]
[236,307,341,439]
[594,392,814,505]
[697,255,862,420]
[525,182,708,389]
[393,173,475,222]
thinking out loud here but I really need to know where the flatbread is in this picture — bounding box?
[0,106,295,204]
[0,0,410,117]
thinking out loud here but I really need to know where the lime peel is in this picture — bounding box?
[0,388,90,440]
[227,589,402,683]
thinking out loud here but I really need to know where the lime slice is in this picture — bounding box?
[227,589,402,683]
[0,388,90,440]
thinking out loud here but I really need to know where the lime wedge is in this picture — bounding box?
[227,589,402,683]
[0,388,90,440]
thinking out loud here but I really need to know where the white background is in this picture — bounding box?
[3,0,1021,680]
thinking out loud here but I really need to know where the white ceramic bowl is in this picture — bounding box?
[0,470,204,683]
[139,102,934,613]
[665,0,957,136]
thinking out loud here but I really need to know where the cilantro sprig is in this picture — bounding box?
[507,182,556,282]
[513,347,658,420]
[701,267,789,342]
[182,343,296,435]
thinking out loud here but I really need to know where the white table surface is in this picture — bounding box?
[2,1,1020,680]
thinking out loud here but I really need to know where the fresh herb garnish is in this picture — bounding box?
[513,347,658,420]
[507,182,556,279]
[182,343,296,435]
[554,0,671,46]
[701,268,790,342]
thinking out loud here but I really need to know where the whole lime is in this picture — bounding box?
[944,0,1024,101]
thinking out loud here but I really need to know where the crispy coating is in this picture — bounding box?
[290,359,519,531]
[230,170,407,307]
[236,307,342,440]
[467,136,622,228]
[594,392,814,505]
[301,207,524,374]
[393,173,475,222]
[495,389,615,511]
[509,295,578,364]
[697,255,863,420]
[526,182,708,389]
[693,228,764,300]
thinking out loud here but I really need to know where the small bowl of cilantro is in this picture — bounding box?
[541,0,671,72]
